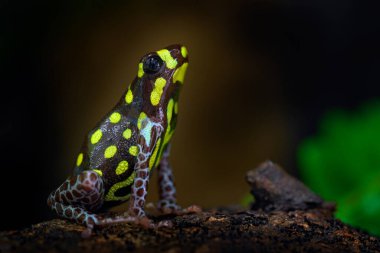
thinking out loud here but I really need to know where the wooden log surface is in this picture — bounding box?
[1,161,379,253]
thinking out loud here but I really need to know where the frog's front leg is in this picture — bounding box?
[47,170,104,231]
[128,166,151,217]
[124,123,164,222]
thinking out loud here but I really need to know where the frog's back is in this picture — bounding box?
[73,95,143,203]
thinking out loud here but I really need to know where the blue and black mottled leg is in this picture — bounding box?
[128,166,151,216]
[47,171,104,233]
[156,145,181,212]
[156,145,202,215]
[125,124,162,225]
[47,170,136,237]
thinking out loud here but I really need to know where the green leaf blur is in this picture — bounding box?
[298,101,380,236]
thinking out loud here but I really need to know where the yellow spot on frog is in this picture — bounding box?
[163,129,174,148]
[174,101,178,114]
[137,112,147,130]
[91,129,102,144]
[181,46,188,58]
[93,169,103,176]
[149,138,161,170]
[105,172,136,201]
[138,62,144,77]
[123,128,132,139]
[104,145,117,158]
[115,160,129,175]
[109,112,121,123]
[173,62,188,84]
[129,146,138,156]
[167,99,174,125]
[76,153,83,167]
[150,77,167,106]
[153,99,175,168]
[125,89,133,104]
[157,49,177,69]
[163,99,175,147]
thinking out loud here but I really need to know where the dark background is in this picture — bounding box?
[1,0,379,230]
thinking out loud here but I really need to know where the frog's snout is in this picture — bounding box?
[165,44,188,65]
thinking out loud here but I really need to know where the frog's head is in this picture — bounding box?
[133,44,188,109]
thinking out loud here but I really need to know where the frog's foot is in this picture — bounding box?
[157,199,182,214]
[47,199,104,238]
[47,170,106,237]
[102,214,171,229]
[98,215,154,229]
[157,200,202,215]
[182,204,202,214]
[78,214,155,238]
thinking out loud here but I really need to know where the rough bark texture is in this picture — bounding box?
[247,161,325,211]
[1,161,379,253]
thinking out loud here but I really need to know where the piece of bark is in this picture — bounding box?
[1,209,379,253]
[246,160,327,212]
[1,161,379,253]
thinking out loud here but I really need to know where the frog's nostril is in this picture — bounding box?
[164,44,188,59]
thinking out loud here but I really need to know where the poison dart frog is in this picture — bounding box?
[47,44,196,236]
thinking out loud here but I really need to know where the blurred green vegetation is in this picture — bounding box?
[298,101,380,236]
[241,194,255,208]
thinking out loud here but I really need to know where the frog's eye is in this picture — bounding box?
[143,55,163,74]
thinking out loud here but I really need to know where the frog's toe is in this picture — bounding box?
[80,216,100,238]
[81,227,94,238]
[157,219,174,228]
[96,214,155,229]
[157,200,182,214]
[135,216,154,229]
[157,200,202,215]
[182,204,202,214]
